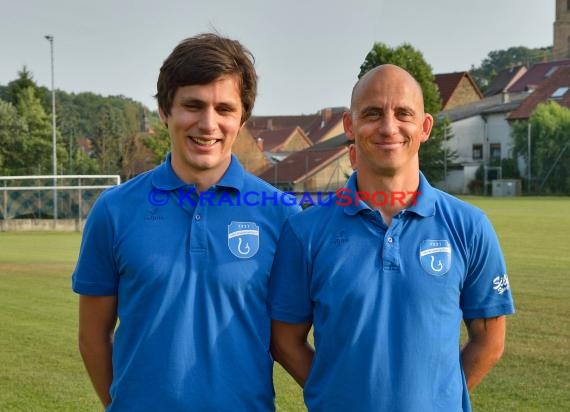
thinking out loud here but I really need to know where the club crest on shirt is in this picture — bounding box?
[419,240,451,276]
[228,221,260,259]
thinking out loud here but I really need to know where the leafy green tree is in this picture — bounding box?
[470,46,552,92]
[91,103,127,174]
[17,87,68,174]
[143,116,171,164]
[358,42,451,183]
[0,87,66,175]
[512,101,570,193]
[4,67,49,108]
[0,100,27,174]
[52,91,145,176]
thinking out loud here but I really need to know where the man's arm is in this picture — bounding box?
[461,316,506,391]
[270,320,314,387]
[78,295,117,407]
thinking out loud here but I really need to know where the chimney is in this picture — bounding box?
[256,137,264,151]
[320,108,332,127]
[501,92,510,104]
[267,119,273,130]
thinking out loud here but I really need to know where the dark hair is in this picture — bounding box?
[155,33,257,123]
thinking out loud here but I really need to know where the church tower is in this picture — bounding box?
[553,0,570,60]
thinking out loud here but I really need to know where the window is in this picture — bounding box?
[551,87,569,99]
[490,143,501,161]
[472,144,483,161]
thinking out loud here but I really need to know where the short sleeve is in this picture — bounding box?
[461,215,515,319]
[267,218,313,323]
[72,193,119,296]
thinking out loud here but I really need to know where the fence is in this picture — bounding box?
[0,175,120,231]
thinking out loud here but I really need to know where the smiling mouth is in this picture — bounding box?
[189,136,219,146]
[376,142,405,149]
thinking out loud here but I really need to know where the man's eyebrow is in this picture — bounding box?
[178,97,204,105]
[395,104,417,114]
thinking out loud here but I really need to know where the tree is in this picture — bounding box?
[470,46,552,92]
[4,67,49,109]
[512,101,570,194]
[0,100,27,174]
[17,86,68,174]
[91,103,127,174]
[143,116,171,164]
[0,87,67,175]
[358,42,450,183]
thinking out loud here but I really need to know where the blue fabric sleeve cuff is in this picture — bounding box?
[463,303,515,320]
[269,307,312,324]
[72,275,118,296]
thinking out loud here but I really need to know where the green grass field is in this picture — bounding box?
[1,197,569,411]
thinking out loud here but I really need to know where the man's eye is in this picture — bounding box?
[218,106,235,114]
[363,110,380,118]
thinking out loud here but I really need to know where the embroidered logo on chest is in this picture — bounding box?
[228,221,260,259]
[419,239,451,276]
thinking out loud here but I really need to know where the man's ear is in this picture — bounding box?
[343,111,355,141]
[420,113,434,143]
[158,107,168,127]
[349,144,357,171]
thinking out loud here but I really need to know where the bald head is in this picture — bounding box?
[350,65,425,112]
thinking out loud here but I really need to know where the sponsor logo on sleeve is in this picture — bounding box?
[492,273,510,294]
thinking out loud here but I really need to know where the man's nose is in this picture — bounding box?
[378,114,397,137]
[198,107,217,133]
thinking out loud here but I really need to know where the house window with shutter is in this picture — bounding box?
[472,144,483,161]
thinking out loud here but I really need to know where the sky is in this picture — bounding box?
[1,0,555,116]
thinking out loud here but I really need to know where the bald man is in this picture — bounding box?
[268,65,514,411]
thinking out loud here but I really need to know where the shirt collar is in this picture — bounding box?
[151,153,245,191]
[342,172,370,216]
[407,171,437,217]
[342,171,436,217]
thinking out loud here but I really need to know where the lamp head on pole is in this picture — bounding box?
[44,35,53,42]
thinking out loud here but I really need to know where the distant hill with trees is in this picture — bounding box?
[0,67,153,178]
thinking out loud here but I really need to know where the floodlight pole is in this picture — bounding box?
[45,35,57,221]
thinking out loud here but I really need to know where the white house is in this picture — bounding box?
[439,92,529,193]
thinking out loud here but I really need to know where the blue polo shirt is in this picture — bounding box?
[268,172,514,412]
[73,154,300,411]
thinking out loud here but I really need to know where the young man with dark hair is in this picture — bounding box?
[73,33,299,411]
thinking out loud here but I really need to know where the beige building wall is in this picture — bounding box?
[294,153,351,192]
[316,122,345,143]
[279,130,312,152]
[233,128,268,175]
[445,78,482,109]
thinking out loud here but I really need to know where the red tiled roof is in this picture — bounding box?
[434,72,482,108]
[246,114,321,137]
[259,146,348,184]
[305,111,345,143]
[508,66,570,120]
[256,127,299,152]
[247,108,347,144]
[484,65,527,97]
[507,60,570,93]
